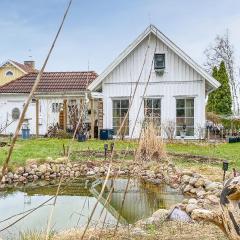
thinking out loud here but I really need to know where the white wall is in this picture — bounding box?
[102,33,206,139]
[0,95,64,136]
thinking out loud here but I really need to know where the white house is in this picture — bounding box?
[0,71,99,137]
[88,25,221,139]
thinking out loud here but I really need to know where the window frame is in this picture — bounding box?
[112,98,129,136]
[5,70,13,77]
[154,53,166,70]
[144,97,162,131]
[176,97,195,137]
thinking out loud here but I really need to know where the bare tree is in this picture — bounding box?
[204,30,240,115]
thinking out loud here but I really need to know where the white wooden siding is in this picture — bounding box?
[101,33,206,138]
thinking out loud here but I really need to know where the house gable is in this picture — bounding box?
[88,25,220,91]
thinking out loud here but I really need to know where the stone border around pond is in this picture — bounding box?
[0,158,223,222]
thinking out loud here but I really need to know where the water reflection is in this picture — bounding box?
[0,178,184,239]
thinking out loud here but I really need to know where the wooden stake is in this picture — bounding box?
[36,98,39,138]
[90,98,95,138]
[63,99,67,132]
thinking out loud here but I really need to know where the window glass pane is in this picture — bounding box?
[186,127,194,136]
[153,109,160,118]
[176,99,185,108]
[176,98,194,137]
[113,100,120,109]
[145,99,152,108]
[121,100,129,108]
[176,117,185,125]
[121,108,128,117]
[186,99,194,108]
[186,108,194,117]
[113,118,121,126]
[153,99,161,108]
[113,109,120,118]
[186,118,194,126]
[176,109,185,117]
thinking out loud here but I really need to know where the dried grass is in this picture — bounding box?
[136,122,167,162]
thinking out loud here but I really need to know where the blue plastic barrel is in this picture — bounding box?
[22,129,30,139]
[78,134,86,142]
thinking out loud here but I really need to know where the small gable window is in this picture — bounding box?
[6,71,13,76]
[154,54,165,71]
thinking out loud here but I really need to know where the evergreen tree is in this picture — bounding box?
[207,61,232,115]
[207,66,218,113]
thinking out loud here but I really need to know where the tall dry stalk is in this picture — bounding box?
[136,122,166,162]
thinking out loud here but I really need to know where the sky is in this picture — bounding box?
[0,0,240,73]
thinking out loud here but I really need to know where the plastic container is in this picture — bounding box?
[99,129,114,140]
[22,129,30,139]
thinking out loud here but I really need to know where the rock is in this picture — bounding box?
[190,188,197,194]
[183,184,192,193]
[206,194,219,204]
[131,227,147,237]
[189,177,198,185]
[86,171,95,176]
[7,172,14,179]
[17,167,24,174]
[182,198,189,204]
[186,204,198,214]
[49,173,57,179]
[33,175,38,181]
[13,174,19,180]
[181,175,191,184]
[188,198,198,204]
[168,207,192,222]
[75,171,80,177]
[1,176,6,184]
[196,189,206,198]
[23,173,28,177]
[152,209,169,221]
[205,182,221,191]
[19,176,26,182]
[52,165,60,173]
[38,164,47,174]
[181,170,193,176]
[194,178,205,188]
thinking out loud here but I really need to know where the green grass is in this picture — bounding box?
[0,138,239,169]
[166,142,240,167]
[0,138,137,168]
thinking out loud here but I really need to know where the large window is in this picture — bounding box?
[112,99,129,135]
[144,98,161,128]
[176,98,194,136]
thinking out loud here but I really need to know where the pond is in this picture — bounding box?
[0,178,184,239]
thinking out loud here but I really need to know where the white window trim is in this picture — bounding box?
[5,70,14,77]
[175,97,196,138]
[111,98,130,138]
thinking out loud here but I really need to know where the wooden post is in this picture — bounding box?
[36,98,39,138]
[90,98,95,138]
[63,99,67,132]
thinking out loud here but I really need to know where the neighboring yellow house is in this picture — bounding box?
[0,60,36,86]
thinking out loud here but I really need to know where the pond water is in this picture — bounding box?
[0,178,184,239]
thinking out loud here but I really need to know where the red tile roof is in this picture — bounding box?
[0,71,98,94]
[11,60,37,73]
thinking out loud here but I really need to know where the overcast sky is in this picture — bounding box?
[0,0,240,73]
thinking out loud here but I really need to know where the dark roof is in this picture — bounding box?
[0,71,98,94]
[11,60,37,73]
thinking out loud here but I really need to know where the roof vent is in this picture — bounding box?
[154,54,165,73]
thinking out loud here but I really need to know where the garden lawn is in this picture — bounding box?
[0,138,137,168]
[166,142,240,168]
[0,138,239,170]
